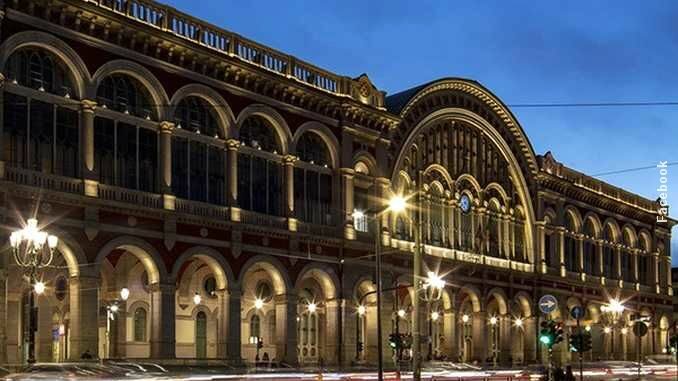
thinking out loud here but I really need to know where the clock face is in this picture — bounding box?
[459,194,471,214]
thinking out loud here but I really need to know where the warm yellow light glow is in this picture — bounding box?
[352,210,365,219]
[462,314,470,323]
[388,196,407,213]
[307,303,317,313]
[585,325,591,332]
[489,316,498,325]
[110,304,119,313]
[602,299,624,314]
[120,287,130,301]
[397,309,406,318]
[33,281,45,295]
[254,298,264,310]
[621,327,628,335]
[604,327,611,334]
[514,318,523,327]
[431,311,440,321]
[357,305,366,316]
[424,271,445,290]
[193,293,202,305]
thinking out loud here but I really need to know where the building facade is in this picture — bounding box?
[0,0,674,367]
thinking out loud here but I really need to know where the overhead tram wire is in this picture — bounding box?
[591,162,678,177]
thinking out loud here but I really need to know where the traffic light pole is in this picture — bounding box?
[576,318,583,381]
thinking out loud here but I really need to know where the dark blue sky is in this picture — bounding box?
[164,0,678,264]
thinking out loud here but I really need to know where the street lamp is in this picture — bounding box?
[254,298,264,310]
[601,299,625,359]
[514,318,524,328]
[423,271,445,361]
[9,218,58,364]
[489,316,498,368]
[120,287,130,301]
[193,292,202,305]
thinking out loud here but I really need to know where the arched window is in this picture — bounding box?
[459,206,473,252]
[638,237,651,286]
[250,314,261,338]
[428,188,444,246]
[602,225,616,279]
[133,307,147,342]
[237,116,282,216]
[97,74,153,119]
[2,49,79,177]
[94,75,158,192]
[544,230,556,268]
[564,214,578,272]
[5,48,74,96]
[487,205,500,257]
[621,230,635,283]
[295,133,333,225]
[353,185,370,233]
[514,210,526,262]
[583,219,597,275]
[196,311,207,359]
[172,97,225,204]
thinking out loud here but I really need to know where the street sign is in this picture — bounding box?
[538,294,558,314]
[633,321,648,337]
[570,305,585,320]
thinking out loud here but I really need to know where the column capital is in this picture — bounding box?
[340,167,356,177]
[226,138,241,150]
[159,121,175,133]
[374,176,391,187]
[282,154,298,165]
[80,99,97,113]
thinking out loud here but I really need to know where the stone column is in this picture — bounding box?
[225,139,239,209]
[0,72,6,179]
[282,155,297,231]
[653,253,660,294]
[536,222,546,273]
[499,315,512,364]
[150,283,175,359]
[557,227,566,277]
[523,316,537,363]
[471,311,487,363]
[275,293,298,365]
[0,264,7,364]
[443,309,457,360]
[226,288,242,363]
[68,275,99,361]
[664,257,672,295]
[36,293,53,362]
[114,300,127,358]
[80,100,98,197]
[375,177,392,243]
[159,121,175,210]
[324,300,341,366]
[596,241,604,279]
[576,234,585,280]
[341,168,356,239]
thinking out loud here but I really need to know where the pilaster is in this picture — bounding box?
[80,99,98,197]
[68,275,100,361]
[150,283,176,359]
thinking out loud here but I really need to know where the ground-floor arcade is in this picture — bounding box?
[0,235,673,367]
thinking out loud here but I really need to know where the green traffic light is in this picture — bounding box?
[540,335,552,345]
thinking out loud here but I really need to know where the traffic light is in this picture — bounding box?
[389,333,398,349]
[539,320,565,349]
[581,331,592,352]
[554,322,564,344]
[569,333,582,352]
[669,334,678,355]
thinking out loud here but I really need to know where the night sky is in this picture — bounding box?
[162,0,678,265]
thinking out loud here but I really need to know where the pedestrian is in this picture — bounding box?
[565,365,575,381]
[80,349,93,359]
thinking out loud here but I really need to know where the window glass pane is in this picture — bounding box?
[190,141,207,202]
[240,116,279,152]
[319,173,332,225]
[116,123,137,189]
[5,49,74,96]
[134,308,146,342]
[208,146,225,205]
[97,75,153,119]
[3,93,28,167]
[307,171,319,223]
[294,167,305,220]
[171,137,189,199]
[55,107,79,177]
[269,161,282,216]
[297,133,331,167]
[94,117,115,185]
[237,154,251,210]
[252,156,267,213]
[29,100,54,172]
[138,128,157,192]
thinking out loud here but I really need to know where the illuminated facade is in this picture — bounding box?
[0,0,674,367]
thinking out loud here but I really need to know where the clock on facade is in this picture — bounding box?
[459,193,472,214]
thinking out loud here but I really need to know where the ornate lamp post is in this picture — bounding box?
[104,287,129,360]
[601,298,624,360]
[489,316,498,368]
[422,271,445,362]
[9,218,58,364]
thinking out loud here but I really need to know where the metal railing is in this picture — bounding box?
[84,0,346,95]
